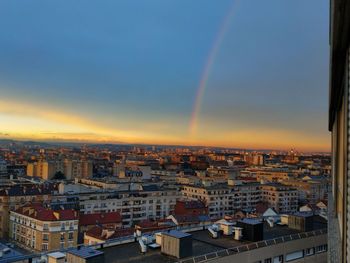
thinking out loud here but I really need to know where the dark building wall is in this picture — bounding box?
[329,0,350,262]
[236,221,263,242]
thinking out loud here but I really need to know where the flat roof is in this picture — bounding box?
[67,247,104,259]
[100,222,329,263]
[0,243,25,263]
[163,230,191,239]
[292,212,314,218]
[47,252,66,259]
[239,218,263,225]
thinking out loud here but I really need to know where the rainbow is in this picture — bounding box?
[189,0,239,135]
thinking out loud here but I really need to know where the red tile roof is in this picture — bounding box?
[14,204,78,221]
[135,219,175,232]
[85,226,134,240]
[79,212,122,226]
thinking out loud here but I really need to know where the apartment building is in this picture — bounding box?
[0,184,56,239]
[113,163,151,180]
[9,205,78,252]
[27,160,93,180]
[328,0,350,262]
[27,161,64,180]
[174,199,208,216]
[206,167,240,179]
[64,160,93,180]
[76,186,180,226]
[282,179,329,205]
[181,183,261,218]
[243,153,265,166]
[182,182,298,218]
[256,170,293,182]
[260,183,299,213]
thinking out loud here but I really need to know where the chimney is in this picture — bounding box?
[53,211,60,220]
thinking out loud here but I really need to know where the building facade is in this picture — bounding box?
[0,184,55,239]
[328,0,350,262]
[260,184,299,213]
[181,183,261,218]
[182,183,298,218]
[9,205,78,252]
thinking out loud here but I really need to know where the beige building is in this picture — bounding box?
[64,160,93,180]
[181,183,261,218]
[27,160,93,180]
[0,184,55,239]
[260,184,299,213]
[75,186,180,227]
[282,179,329,205]
[9,204,78,252]
[256,170,292,183]
[182,182,298,218]
[27,161,64,180]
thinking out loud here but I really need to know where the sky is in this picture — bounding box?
[0,0,330,151]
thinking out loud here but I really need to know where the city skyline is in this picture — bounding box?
[0,0,330,151]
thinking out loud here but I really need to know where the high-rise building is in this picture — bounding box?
[64,160,93,180]
[27,160,92,180]
[328,1,350,262]
[27,161,64,180]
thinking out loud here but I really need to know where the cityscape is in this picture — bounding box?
[0,140,330,262]
[0,0,347,263]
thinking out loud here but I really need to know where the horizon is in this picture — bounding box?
[0,0,330,152]
[0,138,331,154]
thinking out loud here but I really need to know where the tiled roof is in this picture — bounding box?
[172,214,209,224]
[79,212,122,226]
[86,226,134,240]
[0,183,57,196]
[135,219,175,232]
[14,204,78,221]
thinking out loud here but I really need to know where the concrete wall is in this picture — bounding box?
[203,234,327,263]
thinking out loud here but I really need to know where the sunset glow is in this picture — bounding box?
[0,0,330,152]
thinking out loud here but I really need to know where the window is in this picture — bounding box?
[42,243,48,251]
[286,250,303,262]
[42,233,49,241]
[316,245,327,253]
[273,255,283,263]
[305,247,314,256]
[43,224,49,231]
[60,233,65,241]
[68,232,74,240]
[264,258,272,263]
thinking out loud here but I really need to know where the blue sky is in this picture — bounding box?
[0,0,330,151]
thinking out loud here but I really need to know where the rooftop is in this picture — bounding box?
[163,230,191,239]
[13,204,78,221]
[79,211,122,226]
[67,247,104,259]
[47,252,65,259]
[0,243,25,263]
[100,222,327,263]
